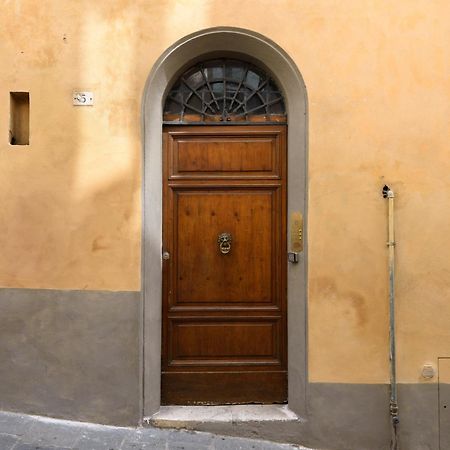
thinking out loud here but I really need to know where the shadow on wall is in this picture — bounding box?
[0,2,142,291]
[0,1,148,426]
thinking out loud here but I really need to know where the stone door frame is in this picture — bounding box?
[141,26,308,418]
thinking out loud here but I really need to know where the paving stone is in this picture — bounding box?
[167,442,211,450]
[74,435,123,450]
[213,436,262,450]
[80,426,133,440]
[121,439,167,450]
[0,433,19,450]
[140,427,172,439]
[130,428,172,443]
[73,426,132,450]
[0,412,307,450]
[12,444,72,450]
[260,443,298,450]
[20,420,82,447]
[0,412,34,436]
[167,429,214,446]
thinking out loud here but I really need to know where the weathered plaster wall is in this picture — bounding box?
[0,289,141,425]
[0,0,449,389]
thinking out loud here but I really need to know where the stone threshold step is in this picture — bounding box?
[147,405,301,427]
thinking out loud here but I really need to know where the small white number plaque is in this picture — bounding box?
[73,91,94,106]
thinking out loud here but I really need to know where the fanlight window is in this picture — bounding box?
[163,59,286,124]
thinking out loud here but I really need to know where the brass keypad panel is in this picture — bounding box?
[290,212,303,252]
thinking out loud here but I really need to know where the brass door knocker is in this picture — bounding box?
[218,232,232,254]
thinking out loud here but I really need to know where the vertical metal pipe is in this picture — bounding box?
[382,185,399,449]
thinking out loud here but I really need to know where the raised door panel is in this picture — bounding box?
[161,371,287,405]
[172,188,280,306]
[167,129,282,179]
[169,319,281,365]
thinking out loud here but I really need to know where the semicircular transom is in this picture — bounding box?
[163,58,287,125]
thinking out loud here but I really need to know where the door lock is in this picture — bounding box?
[288,252,299,264]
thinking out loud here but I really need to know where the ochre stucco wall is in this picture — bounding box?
[0,0,449,384]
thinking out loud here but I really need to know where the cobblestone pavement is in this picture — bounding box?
[0,411,307,450]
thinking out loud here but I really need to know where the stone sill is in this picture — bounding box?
[147,405,301,427]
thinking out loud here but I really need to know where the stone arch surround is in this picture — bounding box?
[141,27,308,418]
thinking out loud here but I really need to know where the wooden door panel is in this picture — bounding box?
[161,371,287,405]
[174,189,277,305]
[169,319,280,364]
[167,128,282,179]
[176,139,274,173]
[162,125,287,404]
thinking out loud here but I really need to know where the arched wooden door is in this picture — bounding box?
[161,60,287,405]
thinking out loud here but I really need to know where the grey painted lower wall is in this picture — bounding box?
[187,384,391,450]
[300,383,439,450]
[0,288,442,449]
[0,288,141,426]
[398,383,439,450]
[191,383,439,450]
[305,383,391,450]
[303,383,440,450]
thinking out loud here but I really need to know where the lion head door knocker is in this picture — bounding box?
[218,232,232,254]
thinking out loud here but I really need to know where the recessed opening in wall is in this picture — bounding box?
[9,92,29,145]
